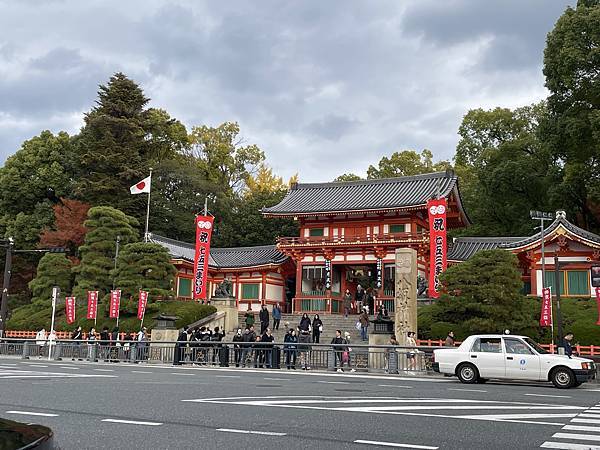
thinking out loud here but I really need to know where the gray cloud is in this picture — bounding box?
[0,0,575,181]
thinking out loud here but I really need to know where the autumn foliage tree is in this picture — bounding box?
[39,199,91,257]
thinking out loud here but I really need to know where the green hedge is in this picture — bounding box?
[7,299,216,333]
[418,297,600,345]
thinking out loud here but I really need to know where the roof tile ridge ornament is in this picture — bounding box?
[294,170,455,189]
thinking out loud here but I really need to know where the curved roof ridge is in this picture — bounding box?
[293,171,455,190]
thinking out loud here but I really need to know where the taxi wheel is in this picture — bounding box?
[457,363,479,384]
[551,367,575,389]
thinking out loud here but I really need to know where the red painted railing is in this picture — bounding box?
[277,232,426,247]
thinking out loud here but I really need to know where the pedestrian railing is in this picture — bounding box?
[0,338,436,374]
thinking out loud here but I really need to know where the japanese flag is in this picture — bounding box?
[130,175,151,194]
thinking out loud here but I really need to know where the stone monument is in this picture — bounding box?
[394,248,417,346]
[210,279,238,332]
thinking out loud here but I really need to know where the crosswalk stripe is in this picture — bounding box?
[563,425,600,433]
[572,418,600,424]
[552,432,600,442]
[541,442,600,449]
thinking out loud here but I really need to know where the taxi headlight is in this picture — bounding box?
[582,362,590,370]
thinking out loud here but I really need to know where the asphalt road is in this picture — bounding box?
[1,357,600,449]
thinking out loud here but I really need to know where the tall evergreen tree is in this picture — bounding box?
[112,242,177,299]
[72,206,139,299]
[28,253,72,304]
[542,0,600,231]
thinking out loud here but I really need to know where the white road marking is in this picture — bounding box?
[525,393,571,399]
[59,366,80,370]
[263,377,288,381]
[552,432,600,442]
[217,428,286,436]
[317,381,350,385]
[131,371,152,374]
[171,373,195,376]
[101,419,162,426]
[563,425,600,432]
[24,364,48,367]
[93,368,114,372]
[378,385,413,389]
[578,414,600,419]
[541,443,600,449]
[448,388,487,393]
[354,439,438,449]
[6,410,58,417]
[215,375,240,378]
[572,418,600,424]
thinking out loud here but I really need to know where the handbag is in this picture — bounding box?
[342,351,349,362]
[355,321,361,330]
[319,325,323,332]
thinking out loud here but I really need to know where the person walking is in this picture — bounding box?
[35,328,46,358]
[99,327,110,361]
[71,326,83,341]
[253,335,263,368]
[87,327,96,360]
[211,326,225,364]
[259,305,270,335]
[241,326,256,367]
[272,304,282,330]
[284,328,298,369]
[359,309,369,341]
[136,327,148,362]
[344,331,356,372]
[343,289,353,317]
[356,284,364,312]
[232,328,243,367]
[331,330,347,372]
[561,332,575,357]
[312,314,323,343]
[406,331,418,371]
[445,331,455,347]
[244,309,255,329]
[174,326,188,365]
[71,326,83,360]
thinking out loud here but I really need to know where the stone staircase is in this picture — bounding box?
[230,312,364,344]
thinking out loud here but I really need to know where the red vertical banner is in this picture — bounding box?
[427,198,447,298]
[65,297,76,324]
[109,290,121,318]
[86,291,98,320]
[540,287,553,327]
[595,287,600,326]
[193,215,214,300]
[137,290,149,320]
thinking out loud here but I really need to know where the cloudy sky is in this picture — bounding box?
[0,0,574,181]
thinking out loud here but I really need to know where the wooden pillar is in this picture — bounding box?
[261,271,267,305]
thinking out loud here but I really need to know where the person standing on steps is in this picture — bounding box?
[343,289,352,317]
[244,308,255,329]
[259,304,269,335]
[355,284,364,312]
[312,314,323,343]
[272,304,282,330]
[359,309,369,341]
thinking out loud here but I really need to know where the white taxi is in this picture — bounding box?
[432,334,596,389]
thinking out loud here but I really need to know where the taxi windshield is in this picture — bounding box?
[524,338,549,354]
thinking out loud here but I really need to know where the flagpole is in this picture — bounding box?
[144,168,153,243]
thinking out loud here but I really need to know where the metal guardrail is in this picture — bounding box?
[0,338,434,374]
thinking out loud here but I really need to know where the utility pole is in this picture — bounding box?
[530,210,554,291]
[0,237,14,339]
[554,256,564,350]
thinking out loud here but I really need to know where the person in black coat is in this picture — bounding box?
[312,314,323,343]
[284,329,298,369]
[259,305,270,334]
[173,326,188,365]
[232,329,243,367]
[261,328,275,368]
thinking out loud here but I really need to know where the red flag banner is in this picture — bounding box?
[595,287,600,326]
[193,215,214,300]
[109,290,121,319]
[540,287,552,327]
[86,291,98,320]
[137,290,149,320]
[427,198,447,298]
[65,296,76,324]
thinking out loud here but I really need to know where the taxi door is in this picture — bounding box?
[469,337,505,378]
[503,337,541,381]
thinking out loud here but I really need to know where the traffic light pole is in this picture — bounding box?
[554,256,564,350]
[0,238,14,339]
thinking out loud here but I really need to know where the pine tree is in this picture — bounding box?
[73,73,150,217]
[72,206,139,299]
[112,242,177,299]
[29,253,72,304]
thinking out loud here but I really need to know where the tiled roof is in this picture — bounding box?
[262,171,468,222]
[447,237,525,262]
[502,211,600,249]
[148,233,288,269]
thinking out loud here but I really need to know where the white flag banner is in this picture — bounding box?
[130,175,151,194]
